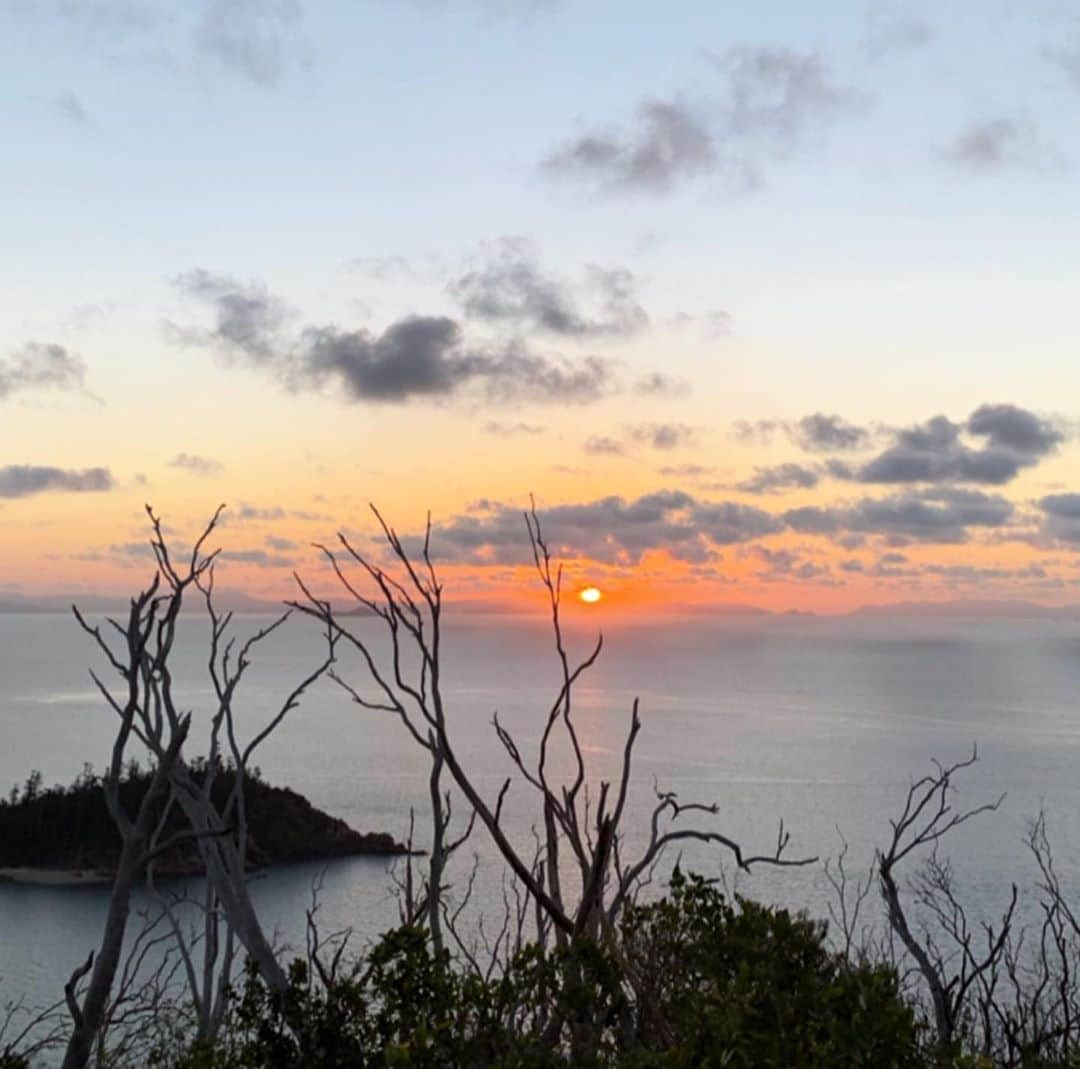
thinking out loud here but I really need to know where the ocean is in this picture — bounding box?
[3,608,1080,1018]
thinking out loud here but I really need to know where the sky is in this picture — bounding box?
[3,0,1080,615]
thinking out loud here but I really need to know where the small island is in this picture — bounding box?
[0,762,409,886]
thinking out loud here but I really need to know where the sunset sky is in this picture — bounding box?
[3,0,1080,614]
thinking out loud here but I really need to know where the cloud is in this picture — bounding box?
[0,465,113,499]
[406,490,779,567]
[544,46,866,194]
[840,405,1063,485]
[943,118,1060,172]
[628,423,696,450]
[53,91,90,125]
[864,2,932,59]
[484,420,544,436]
[784,487,1014,543]
[448,239,648,338]
[0,342,92,401]
[1037,493,1080,546]
[583,435,626,456]
[195,0,309,87]
[168,270,291,363]
[736,462,820,494]
[168,452,224,476]
[658,463,716,479]
[747,544,833,582]
[169,270,616,405]
[789,413,871,452]
[634,372,690,397]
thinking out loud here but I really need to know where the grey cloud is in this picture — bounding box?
[847,405,1063,485]
[748,545,833,582]
[658,463,715,478]
[168,452,224,476]
[789,413,871,452]
[169,270,291,364]
[731,419,779,445]
[628,423,695,450]
[1037,493,1080,546]
[634,372,690,397]
[545,98,716,193]
[195,0,309,87]
[449,240,648,338]
[0,342,90,401]
[944,118,1059,172]
[411,490,774,567]
[170,270,616,405]
[785,487,1013,543]
[0,465,113,499]
[736,462,820,494]
[583,436,626,456]
[544,47,865,194]
[1039,494,1080,519]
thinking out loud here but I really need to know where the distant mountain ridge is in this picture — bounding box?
[3,592,1079,621]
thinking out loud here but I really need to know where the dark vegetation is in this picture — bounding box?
[4,504,1080,1069]
[0,762,406,877]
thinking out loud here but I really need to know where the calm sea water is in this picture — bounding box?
[3,609,1080,1017]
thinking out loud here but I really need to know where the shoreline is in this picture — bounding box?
[0,867,113,887]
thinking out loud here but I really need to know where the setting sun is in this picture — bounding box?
[578,586,603,604]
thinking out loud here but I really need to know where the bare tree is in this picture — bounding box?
[293,501,814,960]
[877,749,1014,1055]
[64,506,334,1067]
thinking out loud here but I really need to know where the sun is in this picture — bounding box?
[578,586,603,605]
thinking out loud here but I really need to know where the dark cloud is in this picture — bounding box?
[0,465,113,499]
[0,342,91,401]
[943,118,1058,172]
[168,452,224,476]
[1037,493,1080,546]
[195,0,309,87]
[789,413,871,452]
[864,2,931,59]
[736,462,820,494]
[785,487,1013,543]
[169,270,616,405]
[544,47,865,194]
[845,405,1063,485]
[448,239,648,338]
[1039,493,1080,520]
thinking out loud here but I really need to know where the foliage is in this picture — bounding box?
[147,870,924,1069]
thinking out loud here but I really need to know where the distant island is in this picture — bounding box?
[0,762,408,886]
